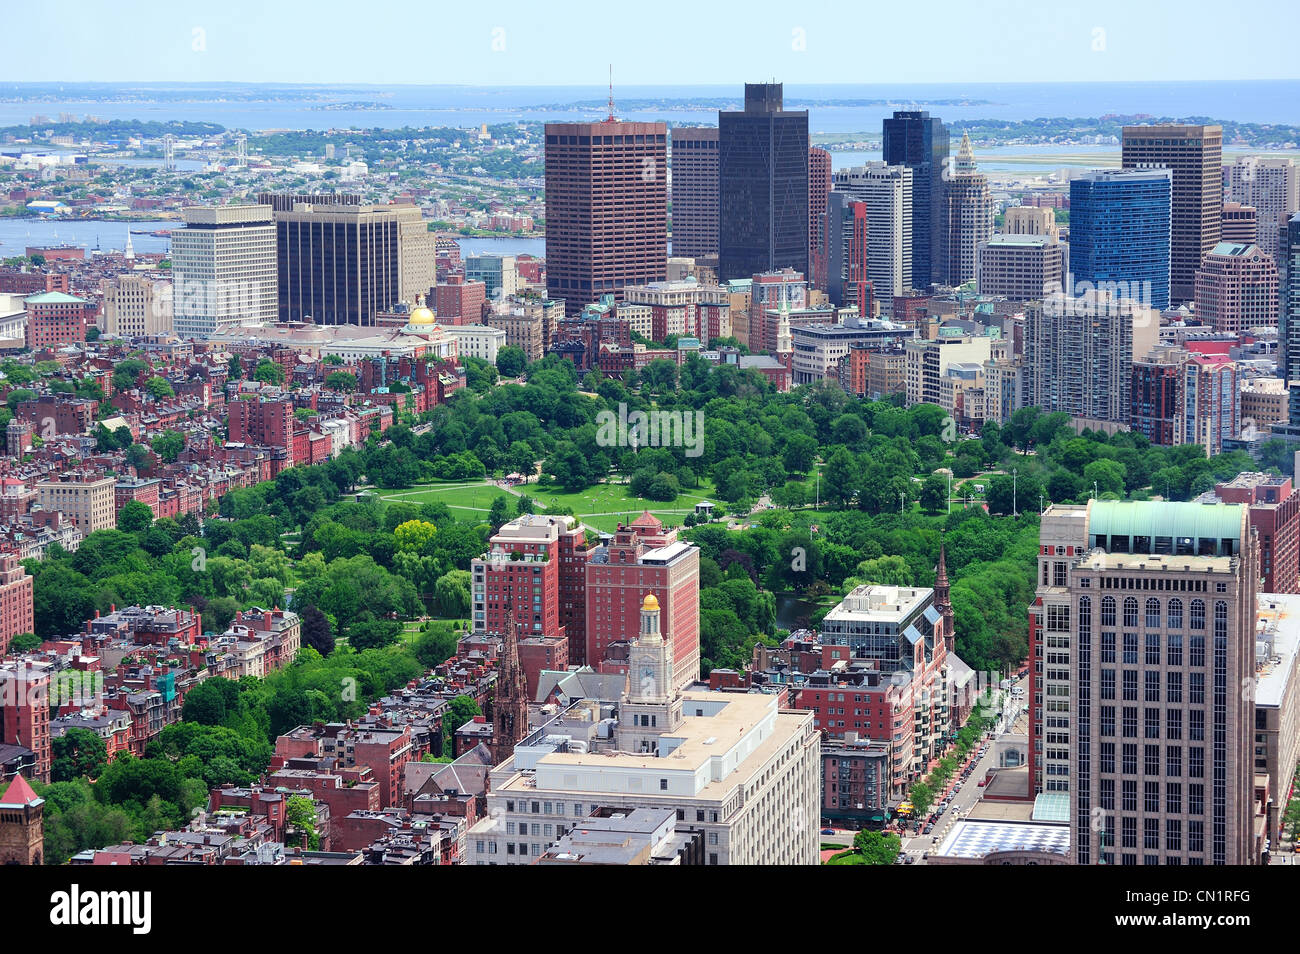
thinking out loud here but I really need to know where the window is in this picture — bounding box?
[1123,598,1139,628]
[1190,600,1205,631]
[1145,599,1161,629]
[1101,597,1116,628]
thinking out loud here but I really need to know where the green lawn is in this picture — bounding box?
[377,478,719,534]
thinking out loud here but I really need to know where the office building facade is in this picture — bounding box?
[882,110,948,290]
[545,120,669,316]
[1122,124,1223,304]
[172,205,276,339]
[669,126,719,261]
[1069,169,1173,311]
[718,83,809,282]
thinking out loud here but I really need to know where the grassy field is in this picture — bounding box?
[377,478,719,534]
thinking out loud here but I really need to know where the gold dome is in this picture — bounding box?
[408,294,435,325]
[642,593,660,612]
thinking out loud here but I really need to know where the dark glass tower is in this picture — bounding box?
[718,83,809,282]
[882,110,948,289]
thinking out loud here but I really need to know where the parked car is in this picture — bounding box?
[977,777,989,787]
[821,828,835,835]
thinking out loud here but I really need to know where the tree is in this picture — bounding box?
[852,829,902,865]
[117,500,154,534]
[51,728,108,782]
[143,376,174,400]
[433,570,471,617]
[394,519,438,553]
[286,795,320,850]
[920,472,948,513]
[507,441,535,481]
[324,371,357,392]
[496,346,528,378]
[908,780,934,820]
[300,604,334,656]
[152,430,185,463]
[1083,458,1126,497]
[9,632,40,653]
[488,496,511,530]
[822,447,858,509]
[441,694,482,756]
[254,359,286,386]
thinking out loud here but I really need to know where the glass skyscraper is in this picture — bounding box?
[1069,169,1173,311]
[882,110,948,290]
[718,83,809,283]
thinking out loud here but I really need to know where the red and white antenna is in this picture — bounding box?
[607,64,615,122]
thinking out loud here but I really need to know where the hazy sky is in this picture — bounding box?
[6,0,1299,86]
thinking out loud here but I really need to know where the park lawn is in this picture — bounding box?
[377,478,719,535]
[825,849,870,865]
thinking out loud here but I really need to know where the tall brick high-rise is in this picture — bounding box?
[1122,124,1223,304]
[0,552,34,656]
[808,146,832,289]
[545,119,668,316]
[718,83,810,282]
[585,512,700,691]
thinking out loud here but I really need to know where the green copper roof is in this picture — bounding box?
[1089,500,1245,546]
[23,291,88,304]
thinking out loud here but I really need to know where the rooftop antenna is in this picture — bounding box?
[607,64,615,122]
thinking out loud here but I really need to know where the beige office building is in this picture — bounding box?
[1003,206,1060,242]
[172,204,277,339]
[467,648,819,866]
[1067,501,1259,865]
[100,273,173,337]
[36,475,117,535]
[977,234,1065,301]
[1225,157,1299,262]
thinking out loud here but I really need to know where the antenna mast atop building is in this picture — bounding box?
[607,64,615,122]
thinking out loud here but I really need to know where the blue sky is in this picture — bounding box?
[5,0,1298,85]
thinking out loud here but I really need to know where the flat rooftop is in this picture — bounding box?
[1074,552,1235,574]
[1256,593,1300,709]
[824,585,933,624]
[935,819,1069,860]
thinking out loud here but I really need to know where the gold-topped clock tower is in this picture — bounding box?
[617,593,684,753]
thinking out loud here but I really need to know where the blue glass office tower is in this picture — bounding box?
[883,110,948,290]
[1069,168,1172,310]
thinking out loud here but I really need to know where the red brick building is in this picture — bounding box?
[0,554,34,656]
[1212,473,1300,594]
[24,292,94,349]
[0,664,50,783]
[434,277,487,325]
[544,120,668,315]
[584,512,700,691]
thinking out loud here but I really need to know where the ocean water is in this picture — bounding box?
[2,80,1296,133]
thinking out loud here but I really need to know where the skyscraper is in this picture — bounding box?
[545,120,669,316]
[1024,289,1160,427]
[1066,501,1258,865]
[172,204,276,339]
[273,202,430,325]
[669,126,719,261]
[1122,124,1223,304]
[831,163,912,315]
[1225,157,1299,263]
[718,83,809,282]
[1069,168,1173,311]
[1284,214,1300,423]
[822,191,870,310]
[882,110,948,290]
[808,146,832,289]
[940,134,994,287]
[1194,242,1280,335]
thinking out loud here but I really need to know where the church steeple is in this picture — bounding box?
[489,598,529,766]
[935,533,954,651]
